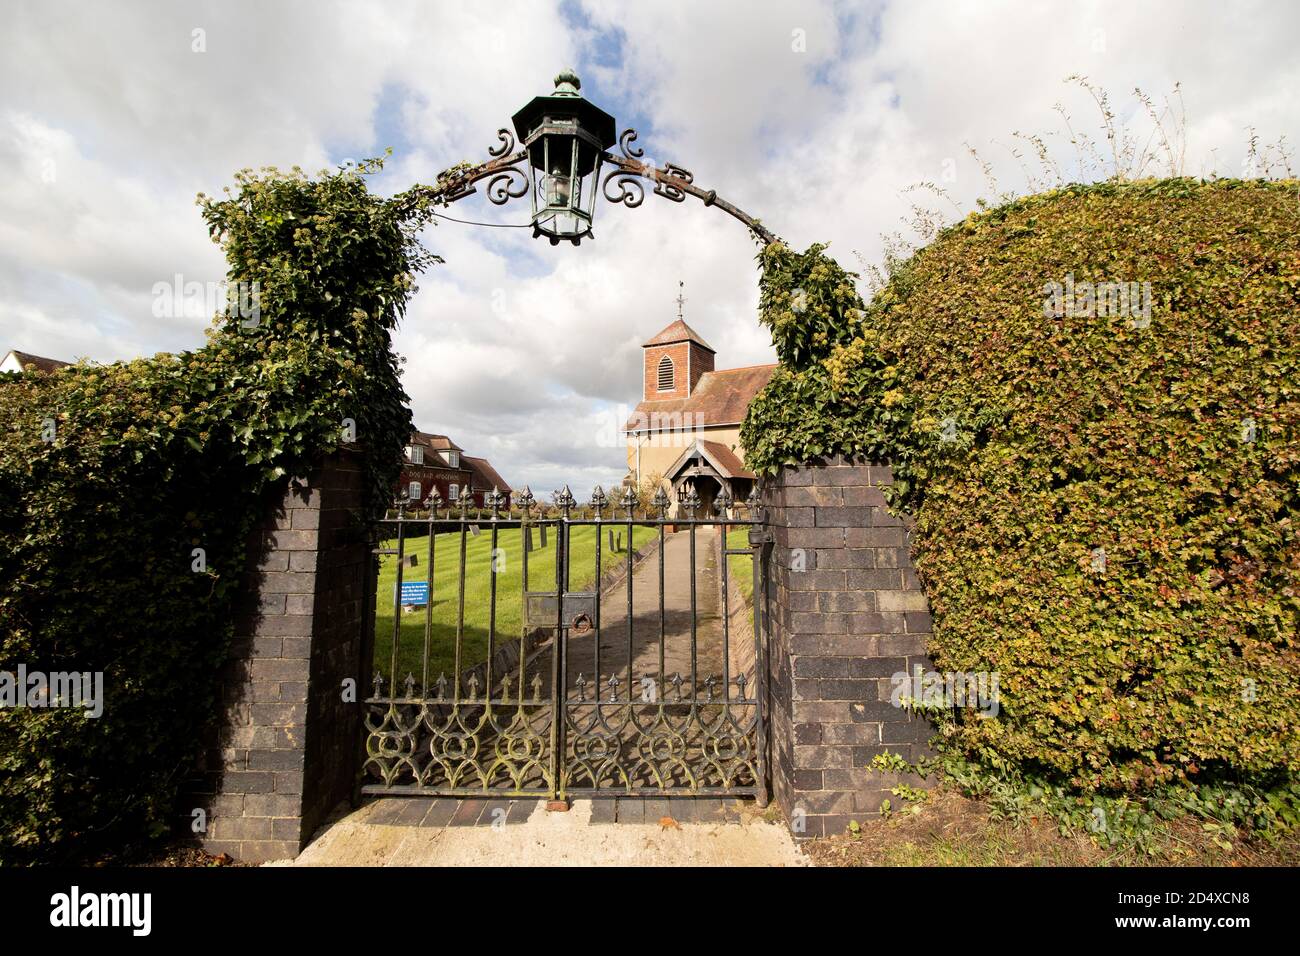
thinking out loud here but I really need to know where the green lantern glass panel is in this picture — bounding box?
[511,71,616,245]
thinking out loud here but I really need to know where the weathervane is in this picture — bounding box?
[676,280,686,319]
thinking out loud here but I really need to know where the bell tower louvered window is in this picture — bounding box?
[657,355,675,391]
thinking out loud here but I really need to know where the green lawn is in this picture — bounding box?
[373,523,656,692]
[725,527,755,604]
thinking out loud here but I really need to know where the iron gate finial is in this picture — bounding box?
[652,485,670,517]
[716,487,734,516]
[620,485,638,518]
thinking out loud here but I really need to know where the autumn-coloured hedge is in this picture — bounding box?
[743,179,1300,798]
[0,162,430,862]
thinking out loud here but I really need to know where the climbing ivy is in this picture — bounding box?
[0,159,436,862]
[743,178,1300,825]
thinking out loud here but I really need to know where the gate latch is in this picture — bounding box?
[524,590,598,630]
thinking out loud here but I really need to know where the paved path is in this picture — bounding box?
[278,797,806,867]
[530,526,752,702]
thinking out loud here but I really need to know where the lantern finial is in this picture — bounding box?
[554,69,581,94]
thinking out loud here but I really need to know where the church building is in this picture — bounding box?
[623,312,775,517]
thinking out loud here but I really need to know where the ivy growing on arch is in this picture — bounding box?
[743,179,1300,837]
[0,159,439,861]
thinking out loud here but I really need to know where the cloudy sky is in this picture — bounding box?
[2,0,1297,492]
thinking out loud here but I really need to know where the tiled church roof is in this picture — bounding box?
[641,319,715,352]
[625,363,777,431]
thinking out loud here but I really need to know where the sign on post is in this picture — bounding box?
[398,581,430,606]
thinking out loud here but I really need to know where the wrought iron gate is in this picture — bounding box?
[361,484,769,803]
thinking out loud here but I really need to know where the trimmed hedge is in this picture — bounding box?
[744,179,1300,796]
[0,162,433,862]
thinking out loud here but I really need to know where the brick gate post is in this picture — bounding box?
[762,456,935,839]
[184,448,372,862]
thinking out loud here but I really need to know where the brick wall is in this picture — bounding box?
[685,340,715,394]
[643,341,690,400]
[762,457,936,839]
[185,448,371,862]
[642,339,715,401]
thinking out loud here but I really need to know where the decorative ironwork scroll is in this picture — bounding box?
[484,168,529,205]
[602,169,645,208]
[405,125,778,246]
[487,127,516,158]
[596,127,778,245]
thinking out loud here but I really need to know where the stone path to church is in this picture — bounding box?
[524,525,753,702]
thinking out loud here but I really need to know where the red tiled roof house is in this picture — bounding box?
[397,430,511,510]
[1,349,71,374]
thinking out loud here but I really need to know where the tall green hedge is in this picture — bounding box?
[744,178,1300,799]
[0,162,433,862]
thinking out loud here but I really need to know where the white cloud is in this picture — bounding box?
[2,0,1297,489]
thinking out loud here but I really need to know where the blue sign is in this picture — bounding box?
[398,581,429,606]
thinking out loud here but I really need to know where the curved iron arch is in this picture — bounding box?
[400,126,778,247]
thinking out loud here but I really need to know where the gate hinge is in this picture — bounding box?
[748,528,774,546]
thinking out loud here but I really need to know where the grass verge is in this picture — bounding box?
[724,527,754,604]
[806,788,1300,867]
[372,523,656,688]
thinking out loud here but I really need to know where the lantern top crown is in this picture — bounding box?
[510,70,616,154]
[553,69,581,95]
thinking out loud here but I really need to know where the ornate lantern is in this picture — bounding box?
[511,70,616,245]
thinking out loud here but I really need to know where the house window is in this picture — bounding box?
[446,450,459,468]
[407,445,424,465]
[408,481,421,501]
[448,484,459,501]
[657,355,675,391]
